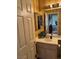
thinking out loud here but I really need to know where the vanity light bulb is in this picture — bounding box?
[50,5,52,8]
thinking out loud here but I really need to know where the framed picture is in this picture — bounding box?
[38,15,42,29]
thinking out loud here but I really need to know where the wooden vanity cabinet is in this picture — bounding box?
[36,42,58,59]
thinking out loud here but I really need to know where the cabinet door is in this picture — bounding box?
[36,43,57,59]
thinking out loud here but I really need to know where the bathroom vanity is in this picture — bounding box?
[35,37,61,59]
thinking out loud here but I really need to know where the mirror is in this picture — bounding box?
[34,13,43,31]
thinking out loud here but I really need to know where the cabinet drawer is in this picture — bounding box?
[36,42,58,50]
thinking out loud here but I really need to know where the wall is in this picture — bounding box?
[33,0,61,37]
[32,0,45,37]
[39,0,61,11]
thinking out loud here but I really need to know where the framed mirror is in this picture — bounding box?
[34,13,43,31]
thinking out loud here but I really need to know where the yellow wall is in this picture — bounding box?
[39,0,61,11]
[33,0,61,37]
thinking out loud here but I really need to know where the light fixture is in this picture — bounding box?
[50,4,52,8]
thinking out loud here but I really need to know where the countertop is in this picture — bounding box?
[35,36,61,45]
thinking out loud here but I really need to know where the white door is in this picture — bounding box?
[17,0,36,59]
[17,16,28,59]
